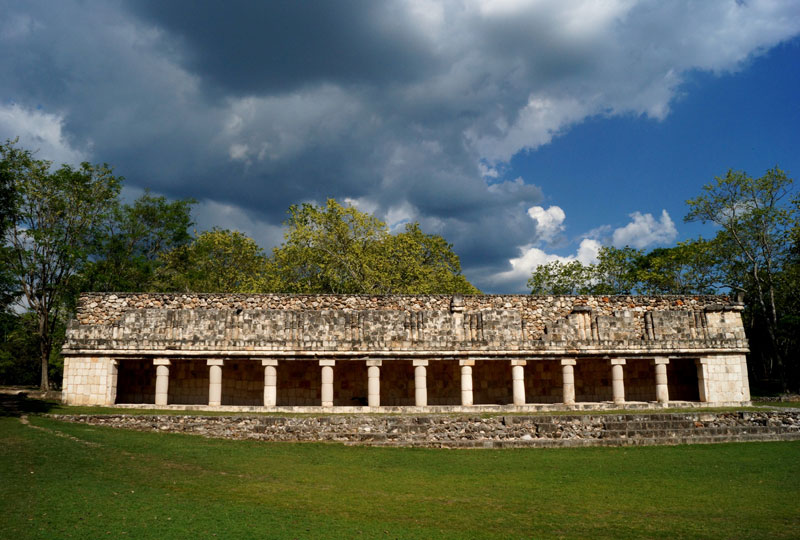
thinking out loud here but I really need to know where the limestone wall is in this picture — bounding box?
[700,354,751,402]
[62,356,117,405]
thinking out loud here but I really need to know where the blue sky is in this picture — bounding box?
[510,39,800,246]
[1,1,799,293]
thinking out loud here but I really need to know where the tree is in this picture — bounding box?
[633,240,719,295]
[685,167,796,387]
[592,246,643,295]
[156,228,270,293]
[0,142,19,309]
[526,243,721,297]
[269,199,479,294]
[1,140,121,390]
[269,199,387,293]
[80,189,195,292]
[374,223,480,294]
[527,260,594,295]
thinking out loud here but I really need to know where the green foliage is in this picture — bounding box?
[269,199,387,293]
[527,260,594,295]
[0,312,39,386]
[157,228,270,293]
[592,246,643,294]
[80,190,195,292]
[0,147,15,310]
[633,239,718,295]
[686,167,797,389]
[1,139,121,390]
[269,199,479,294]
[376,223,480,294]
[526,246,708,295]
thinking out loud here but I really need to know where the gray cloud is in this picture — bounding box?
[124,0,439,95]
[1,0,799,293]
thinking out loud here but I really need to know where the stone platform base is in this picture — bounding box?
[52,410,800,448]
[110,400,750,414]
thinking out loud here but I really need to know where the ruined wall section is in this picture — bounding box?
[66,293,747,355]
[76,293,738,340]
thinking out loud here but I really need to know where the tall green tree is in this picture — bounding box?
[633,240,719,295]
[81,190,195,292]
[269,199,479,294]
[375,223,479,294]
[0,143,18,309]
[1,140,121,390]
[527,260,594,295]
[156,228,270,293]
[270,199,387,293]
[685,167,796,386]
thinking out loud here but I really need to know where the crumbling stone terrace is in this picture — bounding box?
[54,411,800,448]
[62,293,751,409]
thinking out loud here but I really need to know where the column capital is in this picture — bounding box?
[610,358,627,366]
[459,359,475,366]
[153,359,171,366]
[653,357,670,365]
[207,359,224,366]
[412,359,429,367]
[318,359,336,367]
[366,359,383,367]
[560,358,576,366]
[261,359,279,367]
[510,360,527,367]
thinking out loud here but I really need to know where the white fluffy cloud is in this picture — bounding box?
[611,210,677,248]
[526,205,566,244]
[0,103,87,166]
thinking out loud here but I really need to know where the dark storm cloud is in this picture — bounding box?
[2,0,799,292]
[124,0,438,95]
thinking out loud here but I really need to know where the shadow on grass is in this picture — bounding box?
[0,393,59,417]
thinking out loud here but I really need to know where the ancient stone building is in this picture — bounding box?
[61,293,751,409]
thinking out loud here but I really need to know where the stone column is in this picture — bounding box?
[107,359,119,406]
[207,359,224,406]
[653,357,670,404]
[561,359,576,405]
[511,360,527,406]
[413,360,428,407]
[696,358,710,402]
[366,360,382,408]
[262,359,278,407]
[320,360,335,408]
[610,358,626,404]
[154,359,171,406]
[460,359,474,406]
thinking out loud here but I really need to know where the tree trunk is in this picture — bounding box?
[38,312,50,392]
[40,351,49,391]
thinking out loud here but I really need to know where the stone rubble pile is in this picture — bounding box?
[53,410,800,448]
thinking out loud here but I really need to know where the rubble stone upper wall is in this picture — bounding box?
[73,293,741,343]
[69,293,744,345]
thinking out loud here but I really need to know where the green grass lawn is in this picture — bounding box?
[1,412,799,539]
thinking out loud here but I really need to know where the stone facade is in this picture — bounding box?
[62,293,751,408]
